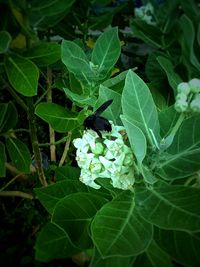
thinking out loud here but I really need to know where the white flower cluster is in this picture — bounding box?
[175,78,200,113]
[135,3,156,26]
[73,123,135,190]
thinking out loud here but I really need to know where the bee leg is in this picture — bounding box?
[95,129,102,138]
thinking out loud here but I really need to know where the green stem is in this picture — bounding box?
[6,84,28,111]
[39,135,69,147]
[27,97,47,186]
[170,113,185,137]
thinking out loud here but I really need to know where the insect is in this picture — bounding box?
[84,99,113,138]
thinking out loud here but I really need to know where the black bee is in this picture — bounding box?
[84,99,113,138]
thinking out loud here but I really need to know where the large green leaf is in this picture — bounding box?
[180,0,199,19]
[158,106,179,138]
[102,70,128,89]
[0,142,6,177]
[35,222,79,262]
[179,15,200,70]
[91,27,121,76]
[145,52,166,84]
[135,184,200,231]
[122,70,160,148]
[197,23,200,47]
[156,116,200,180]
[34,180,87,214]
[29,0,75,16]
[0,102,18,133]
[55,165,80,181]
[61,40,96,82]
[131,19,162,49]
[63,88,97,106]
[0,31,12,54]
[157,56,182,93]
[24,42,61,66]
[97,85,121,124]
[90,247,134,267]
[91,191,153,257]
[121,115,146,164]
[155,228,200,267]
[6,137,31,173]
[52,192,108,248]
[145,240,173,267]
[5,55,39,96]
[35,102,78,132]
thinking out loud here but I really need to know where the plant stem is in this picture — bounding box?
[0,173,22,192]
[27,97,47,186]
[46,66,56,162]
[39,135,69,147]
[59,132,72,167]
[0,190,33,200]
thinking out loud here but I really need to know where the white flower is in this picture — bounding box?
[135,3,156,26]
[79,169,100,189]
[73,122,135,190]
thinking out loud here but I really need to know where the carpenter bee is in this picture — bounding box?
[84,99,113,138]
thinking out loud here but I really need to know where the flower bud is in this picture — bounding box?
[91,142,104,155]
[175,93,187,101]
[190,99,200,112]
[189,78,200,93]
[177,82,190,95]
[175,101,188,112]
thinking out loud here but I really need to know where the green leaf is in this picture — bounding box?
[156,116,200,180]
[145,52,166,84]
[0,31,12,54]
[97,85,121,124]
[6,137,31,173]
[24,42,61,66]
[34,180,87,214]
[35,103,78,133]
[131,19,162,49]
[63,87,97,106]
[157,56,182,93]
[135,184,200,231]
[197,23,200,47]
[0,102,18,133]
[0,142,6,177]
[91,191,153,257]
[122,70,160,148]
[158,106,179,138]
[52,192,108,248]
[5,55,39,96]
[61,40,96,82]
[90,247,134,267]
[155,228,200,267]
[35,222,79,262]
[145,240,173,267]
[0,103,7,129]
[141,165,158,185]
[179,15,200,70]
[121,115,146,164]
[180,0,199,19]
[102,70,128,88]
[55,165,80,181]
[29,0,75,16]
[91,27,121,76]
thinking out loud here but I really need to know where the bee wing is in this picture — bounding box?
[94,99,113,115]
